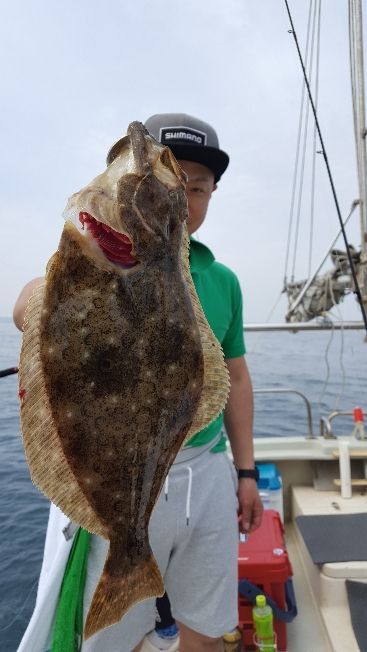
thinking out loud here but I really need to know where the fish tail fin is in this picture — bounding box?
[84,547,164,640]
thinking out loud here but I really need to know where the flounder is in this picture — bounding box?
[18,121,230,639]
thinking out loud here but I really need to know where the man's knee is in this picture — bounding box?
[130,640,144,652]
[176,620,224,650]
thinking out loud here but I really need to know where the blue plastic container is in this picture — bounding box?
[257,463,284,520]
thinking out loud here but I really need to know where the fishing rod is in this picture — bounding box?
[284,0,367,336]
[0,367,18,378]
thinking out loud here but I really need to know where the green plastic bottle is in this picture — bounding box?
[252,595,276,651]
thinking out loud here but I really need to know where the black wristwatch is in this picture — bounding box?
[237,467,260,482]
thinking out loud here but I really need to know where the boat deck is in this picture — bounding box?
[285,521,333,652]
[140,521,334,652]
[140,446,367,652]
[287,485,366,652]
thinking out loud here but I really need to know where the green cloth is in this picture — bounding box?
[50,528,91,652]
[186,238,246,452]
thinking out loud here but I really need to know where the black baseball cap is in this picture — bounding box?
[144,113,229,183]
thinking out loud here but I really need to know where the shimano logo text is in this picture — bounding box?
[165,131,203,144]
[160,126,207,146]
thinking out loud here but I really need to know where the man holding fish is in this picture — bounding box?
[14,114,262,652]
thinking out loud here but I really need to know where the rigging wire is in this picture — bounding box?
[317,317,335,414]
[291,0,320,282]
[308,0,322,278]
[328,274,347,410]
[283,0,314,286]
[284,0,367,335]
[287,200,358,317]
[316,275,347,414]
[335,321,347,410]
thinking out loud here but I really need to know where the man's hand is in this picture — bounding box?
[237,478,263,534]
[13,277,44,331]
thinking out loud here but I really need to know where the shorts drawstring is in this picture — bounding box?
[62,521,77,541]
[164,467,192,525]
[185,466,193,526]
[164,475,169,501]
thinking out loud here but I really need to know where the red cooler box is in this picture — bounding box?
[238,510,296,651]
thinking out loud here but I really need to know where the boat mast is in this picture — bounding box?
[349,0,367,309]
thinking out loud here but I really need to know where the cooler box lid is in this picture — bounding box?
[238,510,292,581]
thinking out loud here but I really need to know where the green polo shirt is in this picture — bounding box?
[186,238,246,452]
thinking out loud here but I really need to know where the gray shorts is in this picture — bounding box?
[82,445,239,652]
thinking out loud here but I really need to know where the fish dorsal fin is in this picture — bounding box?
[19,280,108,538]
[181,230,230,440]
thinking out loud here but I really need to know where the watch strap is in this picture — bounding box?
[237,467,259,482]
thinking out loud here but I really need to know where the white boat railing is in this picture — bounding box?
[245,321,364,332]
[320,410,367,439]
[253,387,315,438]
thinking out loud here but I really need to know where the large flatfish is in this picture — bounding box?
[18,121,230,639]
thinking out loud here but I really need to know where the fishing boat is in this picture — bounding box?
[139,384,367,652]
[227,1,367,650]
[139,2,367,650]
[1,3,366,652]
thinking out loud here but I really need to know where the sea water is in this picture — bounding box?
[0,317,366,650]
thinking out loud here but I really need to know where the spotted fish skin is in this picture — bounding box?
[44,229,203,520]
[19,122,230,639]
[43,215,203,634]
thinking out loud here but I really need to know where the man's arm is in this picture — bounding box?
[224,356,263,534]
[13,277,44,331]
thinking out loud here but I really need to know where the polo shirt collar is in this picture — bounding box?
[189,237,215,273]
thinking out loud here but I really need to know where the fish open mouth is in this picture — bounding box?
[79,212,138,268]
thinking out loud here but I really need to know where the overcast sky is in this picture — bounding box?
[1,0,366,323]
